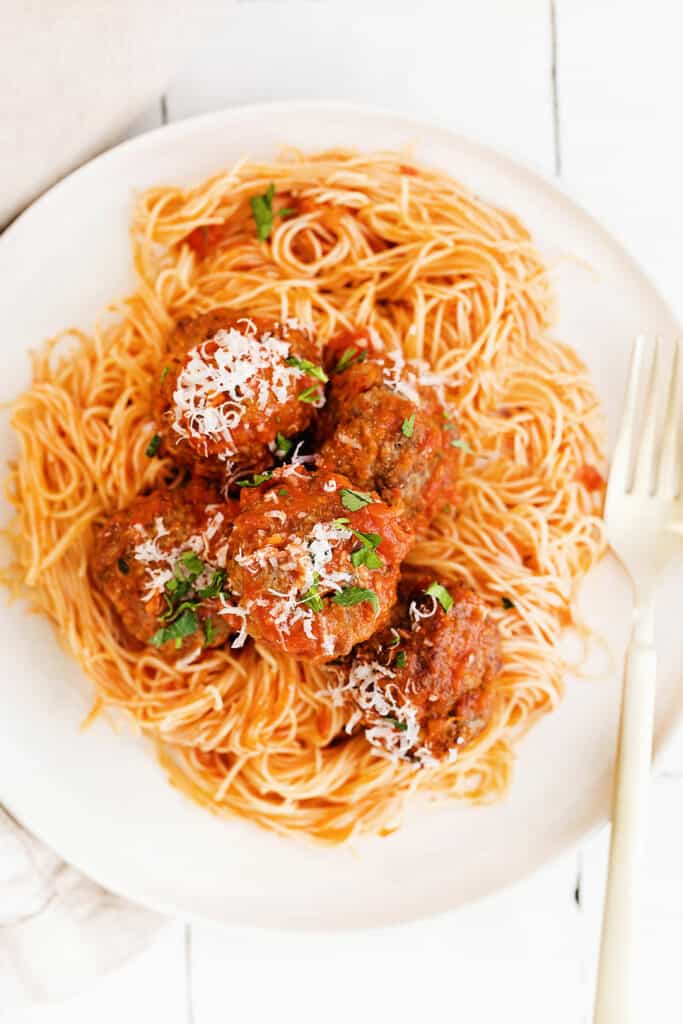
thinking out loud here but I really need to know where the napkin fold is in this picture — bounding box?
[0,807,163,1011]
[0,0,223,226]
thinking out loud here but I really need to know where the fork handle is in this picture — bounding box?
[594,600,656,1023]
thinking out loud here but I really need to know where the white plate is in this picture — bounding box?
[1,102,682,931]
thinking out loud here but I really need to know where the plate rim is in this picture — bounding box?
[2,99,683,930]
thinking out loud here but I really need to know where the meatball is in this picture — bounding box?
[225,466,413,663]
[338,573,502,764]
[317,337,460,531]
[91,483,242,657]
[153,310,325,476]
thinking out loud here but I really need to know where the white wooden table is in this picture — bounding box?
[6,2,683,1021]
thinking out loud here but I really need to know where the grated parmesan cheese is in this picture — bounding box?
[132,513,228,598]
[409,593,438,625]
[382,350,448,407]
[172,321,310,462]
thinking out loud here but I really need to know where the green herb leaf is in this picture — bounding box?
[285,356,328,382]
[237,470,274,488]
[349,529,383,570]
[197,569,226,600]
[250,183,276,241]
[387,632,401,648]
[204,617,216,644]
[395,650,407,668]
[301,573,323,613]
[160,366,170,382]
[145,434,161,458]
[165,576,190,599]
[298,385,324,404]
[177,550,204,577]
[351,548,383,569]
[331,586,379,613]
[381,716,408,732]
[159,598,199,623]
[275,432,293,455]
[425,581,453,613]
[351,529,381,548]
[332,516,350,528]
[278,488,288,497]
[401,413,416,438]
[340,488,374,512]
[150,607,199,649]
[117,557,129,575]
[450,437,474,454]
[277,207,296,219]
[333,346,367,374]
[502,596,515,610]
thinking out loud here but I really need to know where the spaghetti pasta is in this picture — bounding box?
[3,149,605,842]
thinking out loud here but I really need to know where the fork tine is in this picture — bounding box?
[609,335,647,496]
[656,338,682,497]
[631,337,660,494]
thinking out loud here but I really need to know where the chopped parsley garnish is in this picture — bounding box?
[401,414,416,438]
[425,581,453,613]
[160,366,170,382]
[178,550,204,576]
[395,650,407,668]
[301,573,323,613]
[298,385,324,404]
[332,586,379,613]
[145,433,161,458]
[159,598,199,624]
[117,557,129,575]
[150,607,198,649]
[502,596,515,610]
[332,516,350,528]
[275,432,293,455]
[278,488,288,497]
[159,552,207,618]
[333,346,367,374]
[197,569,226,600]
[443,422,473,454]
[387,632,401,648]
[237,470,274,488]
[382,716,408,732]
[349,529,383,570]
[250,183,293,242]
[340,488,373,512]
[450,438,474,454]
[204,618,216,644]
[285,356,328,382]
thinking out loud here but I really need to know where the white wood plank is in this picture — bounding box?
[557,0,683,319]
[577,778,683,1023]
[164,0,555,174]
[4,924,188,1024]
[190,852,582,1024]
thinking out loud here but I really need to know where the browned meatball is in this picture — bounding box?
[225,466,413,663]
[336,573,501,764]
[317,332,460,531]
[153,310,325,476]
[91,483,242,657]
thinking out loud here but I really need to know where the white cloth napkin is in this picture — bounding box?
[0,0,227,1007]
[0,807,163,1011]
[0,0,223,226]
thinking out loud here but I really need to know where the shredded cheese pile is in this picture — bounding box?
[172,319,311,460]
[133,508,227,597]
